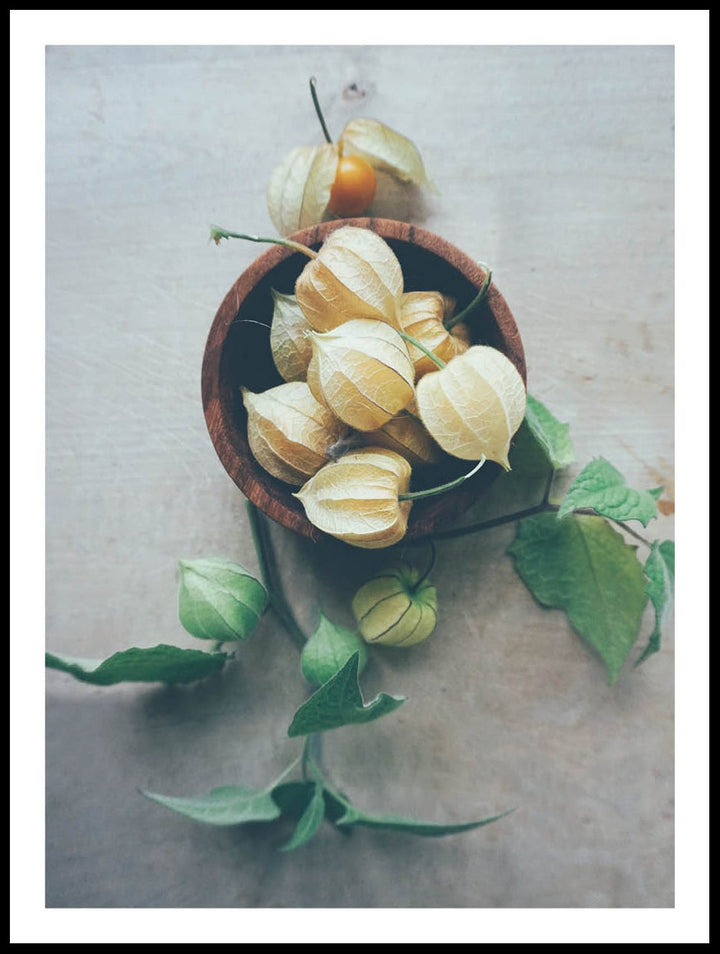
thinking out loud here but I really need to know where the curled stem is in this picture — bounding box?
[309,76,333,144]
[444,265,493,331]
[398,458,486,502]
[210,225,317,259]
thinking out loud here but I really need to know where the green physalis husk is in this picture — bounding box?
[351,562,438,647]
[301,613,369,687]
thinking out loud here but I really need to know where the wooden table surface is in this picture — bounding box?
[33,38,687,933]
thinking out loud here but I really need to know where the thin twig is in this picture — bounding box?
[246,502,307,647]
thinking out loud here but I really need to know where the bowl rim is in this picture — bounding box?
[202,216,526,545]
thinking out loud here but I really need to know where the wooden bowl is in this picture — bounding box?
[202,218,526,545]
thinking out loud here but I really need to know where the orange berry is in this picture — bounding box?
[327,154,377,216]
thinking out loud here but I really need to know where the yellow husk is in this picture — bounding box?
[340,118,437,192]
[295,226,404,331]
[362,405,443,468]
[242,382,347,486]
[269,289,314,382]
[415,345,526,469]
[294,447,412,549]
[306,318,415,431]
[399,291,461,379]
[266,143,338,237]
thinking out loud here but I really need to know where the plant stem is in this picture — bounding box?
[396,330,446,370]
[410,542,436,591]
[398,458,486,501]
[301,736,312,780]
[246,502,307,648]
[267,752,304,791]
[422,497,654,547]
[210,225,317,259]
[444,266,493,331]
[309,76,333,144]
[425,500,552,542]
[300,733,325,782]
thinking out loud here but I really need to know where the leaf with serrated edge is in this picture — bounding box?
[177,557,267,642]
[45,644,229,686]
[524,393,575,470]
[141,785,281,826]
[635,540,675,667]
[340,117,437,192]
[557,458,663,527]
[508,512,649,684]
[287,652,404,737]
[279,782,326,851]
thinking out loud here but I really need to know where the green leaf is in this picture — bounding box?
[45,644,230,686]
[287,652,405,737]
[635,540,675,667]
[142,784,281,826]
[331,790,513,837]
[270,780,316,818]
[177,557,268,642]
[556,458,663,527]
[508,512,649,684]
[279,781,326,851]
[524,393,575,470]
[300,613,368,688]
[271,780,347,826]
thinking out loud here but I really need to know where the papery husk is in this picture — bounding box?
[352,564,438,647]
[362,404,444,468]
[269,289,314,382]
[450,320,472,352]
[266,143,338,237]
[441,293,457,321]
[242,382,347,486]
[306,318,415,431]
[440,295,470,355]
[295,226,404,331]
[294,448,412,549]
[399,291,462,379]
[340,118,437,193]
[415,345,526,469]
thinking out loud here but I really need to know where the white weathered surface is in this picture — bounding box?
[43,45,675,913]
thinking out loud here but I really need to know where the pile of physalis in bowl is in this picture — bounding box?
[210,222,527,551]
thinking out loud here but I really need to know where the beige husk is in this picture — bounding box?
[340,118,437,192]
[266,143,338,237]
[306,318,415,431]
[362,404,444,468]
[269,289,314,382]
[295,226,404,331]
[242,382,347,486]
[399,291,467,379]
[415,345,526,468]
[294,447,412,549]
